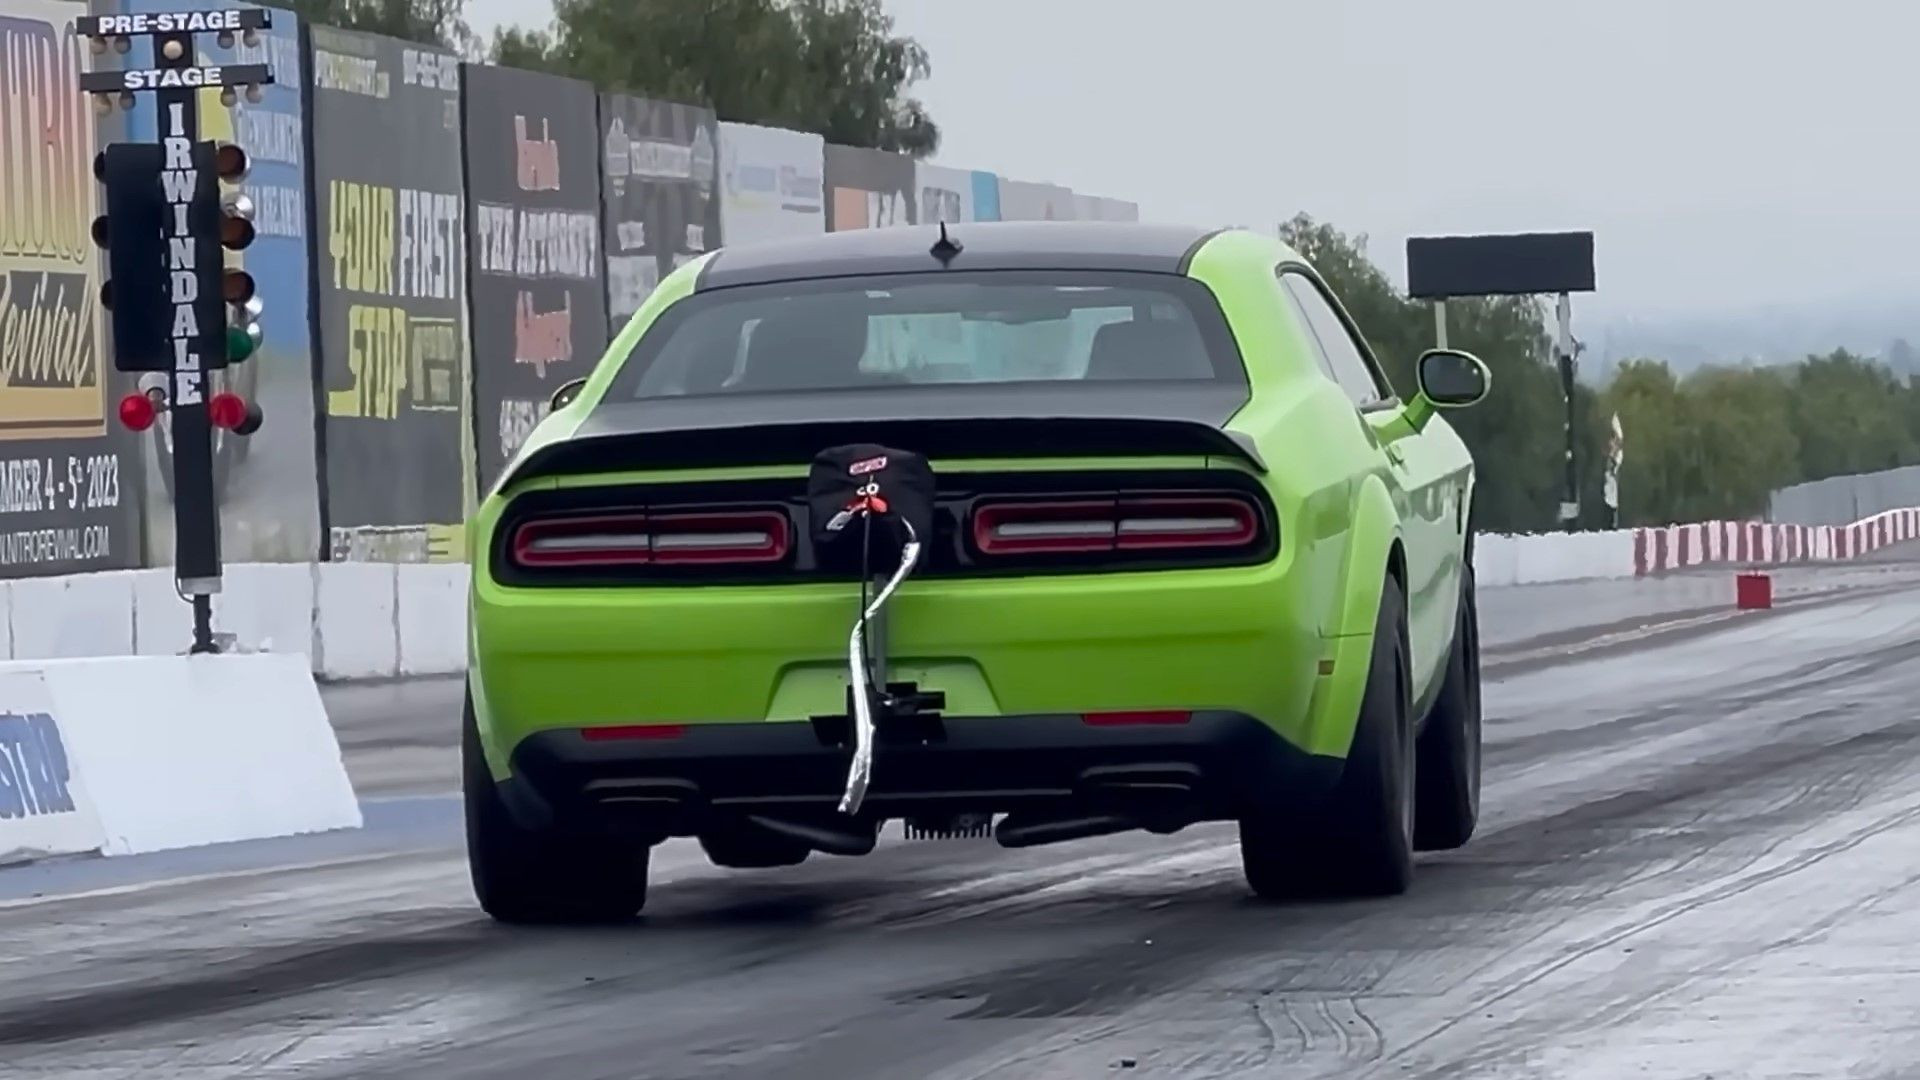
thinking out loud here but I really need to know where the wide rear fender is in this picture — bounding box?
[1298,473,1402,758]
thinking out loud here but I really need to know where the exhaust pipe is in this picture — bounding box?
[745,814,878,857]
[995,812,1137,849]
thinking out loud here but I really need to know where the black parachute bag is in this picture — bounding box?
[806,443,936,577]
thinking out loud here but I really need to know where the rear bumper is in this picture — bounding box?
[471,555,1349,765]
[497,711,1342,835]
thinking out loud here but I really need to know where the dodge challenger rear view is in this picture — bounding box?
[462,221,1492,923]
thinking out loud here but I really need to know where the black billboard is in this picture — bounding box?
[0,6,142,578]
[599,94,719,335]
[463,63,606,493]
[824,144,916,232]
[1405,231,1596,300]
[309,26,470,562]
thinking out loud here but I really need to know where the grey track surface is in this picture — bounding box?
[8,558,1920,1077]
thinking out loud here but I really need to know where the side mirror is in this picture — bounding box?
[550,377,587,412]
[1394,349,1490,436]
[1417,348,1491,407]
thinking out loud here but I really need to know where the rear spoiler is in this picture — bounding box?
[504,414,1266,491]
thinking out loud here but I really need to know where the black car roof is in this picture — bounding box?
[695,220,1225,290]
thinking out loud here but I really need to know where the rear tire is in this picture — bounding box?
[1414,564,1482,851]
[464,692,650,924]
[1241,574,1414,900]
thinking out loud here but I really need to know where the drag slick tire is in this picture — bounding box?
[463,692,651,924]
[1240,573,1414,900]
[1414,563,1482,851]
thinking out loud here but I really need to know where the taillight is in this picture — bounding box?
[972,499,1118,554]
[650,511,789,564]
[512,509,790,568]
[972,494,1261,556]
[1113,497,1258,550]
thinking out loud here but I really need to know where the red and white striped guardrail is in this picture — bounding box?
[1634,507,1920,576]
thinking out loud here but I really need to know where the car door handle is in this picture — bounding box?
[1384,444,1405,467]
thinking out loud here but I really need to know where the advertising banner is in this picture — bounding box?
[120,0,320,563]
[914,162,974,225]
[0,0,141,578]
[600,93,719,336]
[824,144,916,231]
[463,63,606,494]
[0,667,105,867]
[718,121,823,246]
[309,26,471,562]
[998,178,1077,221]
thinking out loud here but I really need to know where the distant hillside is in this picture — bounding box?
[1584,294,1920,383]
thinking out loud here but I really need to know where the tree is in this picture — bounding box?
[1677,365,1799,521]
[264,0,477,53]
[492,0,939,156]
[1790,348,1915,482]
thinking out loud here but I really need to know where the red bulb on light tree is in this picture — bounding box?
[208,391,247,431]
[117,391,157,431]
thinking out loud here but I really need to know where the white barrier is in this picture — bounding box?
[0,652,361,866]
[1473,528,1638,588]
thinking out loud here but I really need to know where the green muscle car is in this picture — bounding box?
[462,221,1490,923]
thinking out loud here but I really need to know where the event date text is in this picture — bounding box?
[0,455,122,515]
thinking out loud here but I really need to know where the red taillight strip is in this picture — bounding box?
[1082,710,1193,726]
[512,509,791,568]
[582,723,689,741]
[972,494,1261,556]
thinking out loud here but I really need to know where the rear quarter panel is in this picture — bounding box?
[1185,233,1393,641]
[1186,234,1407,757]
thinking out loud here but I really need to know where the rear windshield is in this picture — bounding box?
[605,270,1245,400]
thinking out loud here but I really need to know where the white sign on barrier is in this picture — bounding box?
[0,668,106,866]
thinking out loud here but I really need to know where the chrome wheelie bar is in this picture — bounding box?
[836,510,921,816]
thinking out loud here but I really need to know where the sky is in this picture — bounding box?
[467,0,1920,323]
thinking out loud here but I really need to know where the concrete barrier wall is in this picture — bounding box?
[0,653,361,867]
[1769,464,1920,527]
[5,506,1915,682]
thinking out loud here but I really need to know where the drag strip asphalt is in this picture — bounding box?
[5,565,1920,1078]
